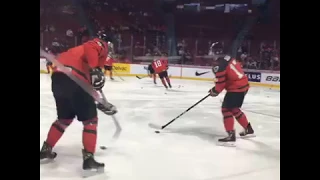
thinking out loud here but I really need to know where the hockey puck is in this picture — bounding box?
[100,146,107,150]
[155,130,160,133]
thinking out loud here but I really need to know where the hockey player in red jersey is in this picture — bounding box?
[40,33,117,173]
[104,41,115,80]
[209,55,254,145]
[151,55,172,89]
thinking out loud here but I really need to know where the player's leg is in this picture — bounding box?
[104,65,111,80]
[158,71,168,88]
[73,87,104,171]
[46,62,52,74]
[229,91,254,137]
[152,73,156,84]
[104,66,113,80]
[219,92,237,144]
[150,68,156,84]
[40,72,76,160]
[108,66,114,80]
[163,71,171,88]
[103,65,108,76]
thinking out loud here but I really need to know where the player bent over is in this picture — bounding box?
[40,34,117,174]
[148,63,156,84]
[208,55,254,146]
[104,41,115,80]
[152,57,172,89]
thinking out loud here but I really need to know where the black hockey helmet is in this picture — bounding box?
[97,32,113,43]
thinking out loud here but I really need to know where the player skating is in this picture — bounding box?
[152,55,172,89]
[40,33,117,174]
[104,41,115,80]
[208,55,254,146]
[147,63,157,84]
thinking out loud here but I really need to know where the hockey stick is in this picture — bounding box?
[40,48,122,139]
[98,90,122,139]
[137,74,172,80]
[149,94,210,132]
[111,67,125,81]
[136,75,148,79]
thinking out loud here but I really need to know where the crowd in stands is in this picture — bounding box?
[40,0,280,71]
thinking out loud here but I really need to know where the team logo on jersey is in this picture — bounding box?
[195,71,210,76]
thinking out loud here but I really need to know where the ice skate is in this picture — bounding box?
[82,149,105,178]
[239,123,255,138]
[40,141,57,164]
[217,130,236,147]
[110,77,114,81]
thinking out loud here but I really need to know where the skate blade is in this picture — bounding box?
[240,134,256,139]
[82,168,105,178]
[216,141,236,147]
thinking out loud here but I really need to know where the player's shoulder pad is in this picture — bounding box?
[86,38,106,49]
[212,55,230,73]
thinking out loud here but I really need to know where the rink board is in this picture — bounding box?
[40,59,280,89]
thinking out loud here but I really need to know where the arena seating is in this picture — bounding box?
[40,0,279,70]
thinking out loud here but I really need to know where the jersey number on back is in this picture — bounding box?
[154,60,162,68]
[230,60,244,79]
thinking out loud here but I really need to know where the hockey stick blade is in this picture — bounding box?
[148,123,162,130]
[136,75,148,79]
[111,67,125,81]
[98,90,122,140]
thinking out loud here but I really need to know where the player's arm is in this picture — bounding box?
[209,58,228,96]
[84,41,106,90]
[83,41,102,69]
[162,59,169,70]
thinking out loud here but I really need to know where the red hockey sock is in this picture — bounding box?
[165,77,171,86]
[161,78,167,88]
[46,119,73,147]
[82,118,98,153]
[231,108,249,128]
[221,108,234,131]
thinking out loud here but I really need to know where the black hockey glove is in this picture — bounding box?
[208,87,219,97]
[97,103,118,115]
[90,68,105,90]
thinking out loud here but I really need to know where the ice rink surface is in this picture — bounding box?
[40,74,280,180]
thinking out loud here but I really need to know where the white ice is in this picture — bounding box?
[40,74,280,180]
